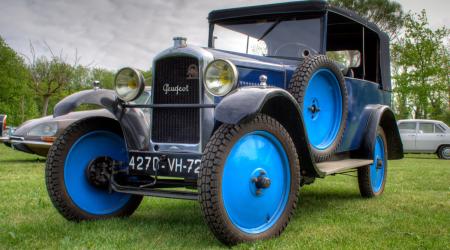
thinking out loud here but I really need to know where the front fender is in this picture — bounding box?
[355,105,403,160]
[215,87,299,124]
[215,87,324,178]
[53,89,149,151]
[54,89,118,117]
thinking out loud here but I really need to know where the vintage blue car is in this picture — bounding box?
[45,1,403,245]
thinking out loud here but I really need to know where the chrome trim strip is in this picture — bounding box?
[10,140,53,146]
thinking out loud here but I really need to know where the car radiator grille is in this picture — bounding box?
[151,56,200,144]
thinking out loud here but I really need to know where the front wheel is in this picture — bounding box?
[45,118,142,221]
[357,126,388,197]
[198,114,300,245]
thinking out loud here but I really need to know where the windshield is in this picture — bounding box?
[212,18,322,59]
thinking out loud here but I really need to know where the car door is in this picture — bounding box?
[398,121,417,152]
[416,122,439,153]
[434,124,450,150]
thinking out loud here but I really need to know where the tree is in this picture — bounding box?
[329,0,404,38]
[0,37,38,125]
[26,43,80,116]
[392,10,449,122]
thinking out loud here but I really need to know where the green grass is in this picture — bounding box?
[0,146,449,249]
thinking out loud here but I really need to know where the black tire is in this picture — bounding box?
[45,118,142,221]
[198,114,301,245]
[288,55,348,162]
[437,145,450,160]
[358,126,388,198]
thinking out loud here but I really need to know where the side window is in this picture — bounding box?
[326,50,361,69]
[398,122,416,133]
[419,123,434,134]
[435,124,445,134]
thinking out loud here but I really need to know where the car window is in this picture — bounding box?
[326,50,361,68]
[398,122,416,132]
[419,123,434,134]
[435,124,445,133]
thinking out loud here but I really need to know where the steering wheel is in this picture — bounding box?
[273,42,318,58]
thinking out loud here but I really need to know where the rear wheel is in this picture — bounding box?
[198,114,300,245]
[45,118,142,221]
[437,145,450,160]
[358,127,388,197]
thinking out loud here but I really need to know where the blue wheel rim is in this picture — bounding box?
[303,68,343,150]
[64,131,131,215]
[222,131,290,234]
[370,135,385,193]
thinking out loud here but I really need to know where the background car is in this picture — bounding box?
[398,119,450,159]
[2,88,151,157]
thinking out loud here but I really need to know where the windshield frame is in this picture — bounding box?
[208,13,326,57]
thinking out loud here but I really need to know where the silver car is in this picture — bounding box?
[398,119,450,159]
[2,87,151,157]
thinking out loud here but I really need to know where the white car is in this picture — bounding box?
[397,119,450,159]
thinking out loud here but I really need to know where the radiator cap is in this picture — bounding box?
[173,37,187,48]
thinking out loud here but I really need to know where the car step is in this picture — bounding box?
[316,159,373,175]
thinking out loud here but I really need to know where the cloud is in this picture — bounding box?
[0,0,447,70]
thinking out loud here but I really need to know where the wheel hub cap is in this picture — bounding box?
[303,69,343,150]
[370,136,385,193]
[221,131,290,234]
[86,156,114,189]
[250,169,271,196]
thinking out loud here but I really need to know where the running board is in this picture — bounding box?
[316,159,373,175]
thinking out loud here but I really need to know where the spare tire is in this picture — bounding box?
[288,55,348,162]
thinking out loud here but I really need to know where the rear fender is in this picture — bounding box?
[215,87,324,177]
[354,105,403,160]
[53,89,149,151]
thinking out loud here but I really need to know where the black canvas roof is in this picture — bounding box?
[208,1,392,91]
[208,1,387,42]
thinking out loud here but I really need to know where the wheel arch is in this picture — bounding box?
[354,105,403,160]
[215,87,322,177]
[54,90,149,151]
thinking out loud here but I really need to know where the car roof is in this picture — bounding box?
[208,1,386,38]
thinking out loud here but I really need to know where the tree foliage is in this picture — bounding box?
[329,0,404,38]
[392,10,450,123]
[26,44,83,116]
[0,37,38,125]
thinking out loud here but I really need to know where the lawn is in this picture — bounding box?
[0,146,449,249]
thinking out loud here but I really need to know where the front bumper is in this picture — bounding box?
[5,136,52,156]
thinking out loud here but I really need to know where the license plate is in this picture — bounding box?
[127,151,202,179]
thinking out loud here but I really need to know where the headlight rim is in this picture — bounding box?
[114,67,145,102]
[203,59,238,97]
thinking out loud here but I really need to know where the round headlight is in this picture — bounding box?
[204,59,238,96]
[114,67,145,102]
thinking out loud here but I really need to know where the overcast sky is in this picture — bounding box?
[0,0,448,70]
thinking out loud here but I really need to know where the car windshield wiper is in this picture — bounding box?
[258,20,281,41]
